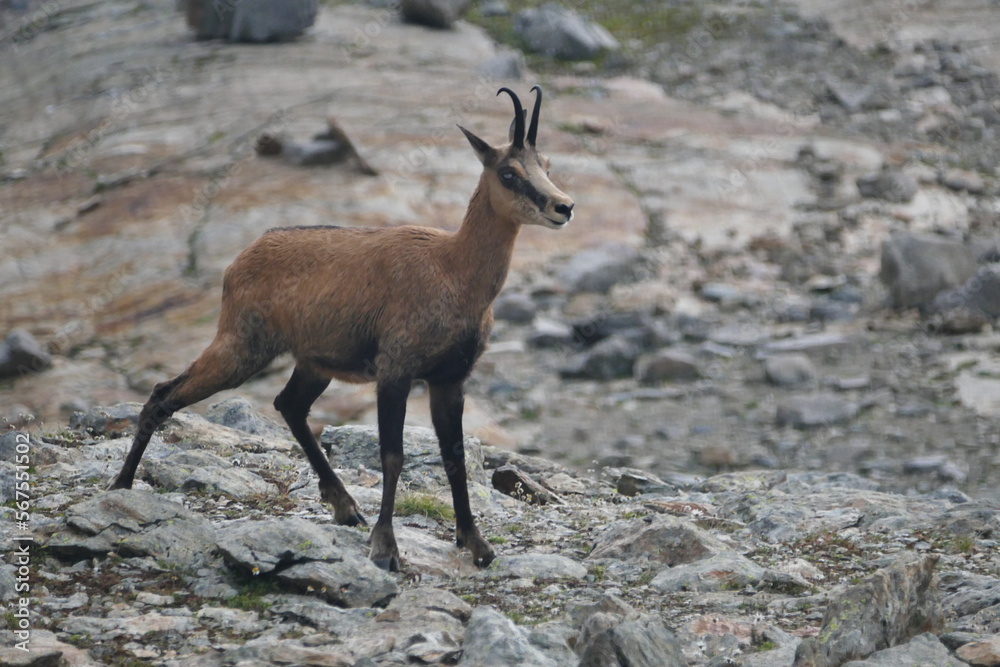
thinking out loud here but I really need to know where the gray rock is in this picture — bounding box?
[458,606,557,666]
[559,334,641,381]
[215,516,367,575]
[793,555,943,667]
[613,469,677,497]
[513,3,619,61]
[856,169,917,203]
[206,397,288,437]
[45,490,216,569]
[634,348,700,384]
[556,244,639,294]
[320,424,487,488]
[776,393,858,429]
[276,559,398,608]
[759,333,853,356]
[940,168,986,194]
[69,402,142,437]
[282,139,353,167]
[526,317,575,348]
[763,354,817,386]
[955,635,1000,666]
[143,451,279,500]
[571,310,658,347]
[493,291,537,323]
[270,595,375,636]
[0,329,51,379]
[699,282,745,305]
[934,264,1000,321]
[880,232,977,313]
[188,0,317,42]
[840,632,965,666]
[526,623,578,665]
[0,431,28,463]
[476,51,525,80]
[650,553,766,593]
[484,554,587,580]
[588,515,729,566]
[578,613,686,667]
[400,0,470,28]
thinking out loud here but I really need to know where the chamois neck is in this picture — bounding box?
[449,181,519,306]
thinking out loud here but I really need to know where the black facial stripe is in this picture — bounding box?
[499,171,549,211]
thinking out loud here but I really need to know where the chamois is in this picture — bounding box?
[108,86,574,571]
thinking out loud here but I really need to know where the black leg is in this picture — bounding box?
[429,381,495,568]
[110,335,274,490]
[275,366,366,526]
[368,376,411,572]
[108,373,187,490]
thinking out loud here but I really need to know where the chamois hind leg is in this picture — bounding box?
[274,366,366,527]
[369,376,412,572]
[108,336,274,490]
[429,380,495,568]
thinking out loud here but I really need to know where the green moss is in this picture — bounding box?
[395,493,455,522]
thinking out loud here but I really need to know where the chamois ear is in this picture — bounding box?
[458,125,498,166]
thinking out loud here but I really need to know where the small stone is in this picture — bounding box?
[476,51,525,80]
[494,292,537,323]
[559,335,641,381]
[400,0,470,28]
[634,349,700,384]
[556,244,639,294]
[526,318,574,348]
[776,393,858,429]
[763,354,816,386]
[940,168,986,194]
[206,397,288,437]
[856,168,918,203]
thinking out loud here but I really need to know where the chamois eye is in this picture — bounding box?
[501,170,515,180]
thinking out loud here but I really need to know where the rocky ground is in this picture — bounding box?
[2,403,999,666]
[2,0,1000,665]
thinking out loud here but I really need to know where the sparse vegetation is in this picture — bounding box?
[395,492,455,522]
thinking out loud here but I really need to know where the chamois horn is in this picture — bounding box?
[527,85,542,147]
[497,87,525,150]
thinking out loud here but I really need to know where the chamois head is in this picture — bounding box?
[459,86,575,230]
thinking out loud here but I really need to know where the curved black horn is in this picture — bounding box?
[497,87,525,149]
[527,85,542,146]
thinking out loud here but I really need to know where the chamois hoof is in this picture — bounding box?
[457,529,496,568]
[106,475,132,491]
[371,553,401,572]
[341,511,368,528]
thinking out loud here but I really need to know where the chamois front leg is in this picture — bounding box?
[430,381,496,568]
[370,377,412,572]
[275,366,366,526]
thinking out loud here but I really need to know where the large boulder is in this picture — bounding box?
[879,232,977,313]
[186,0,318,42]
[514,4,619,61]
[0,329,51,379]
[793,555,943,666]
